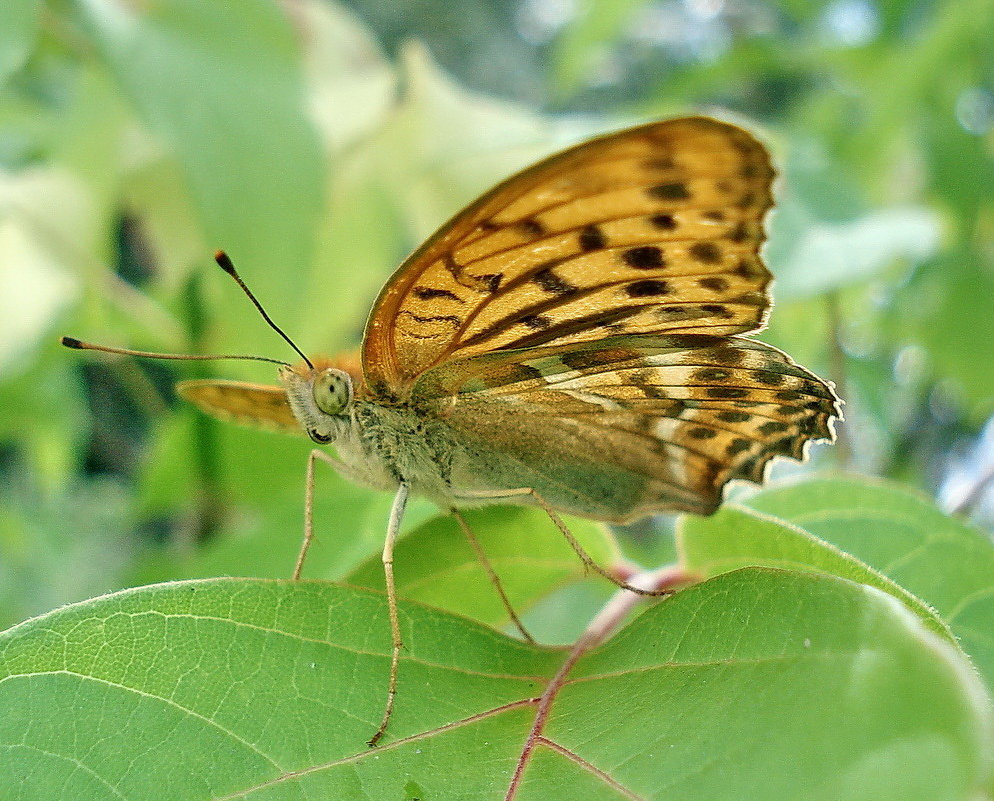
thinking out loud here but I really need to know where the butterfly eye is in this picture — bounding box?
[313,369,352,416]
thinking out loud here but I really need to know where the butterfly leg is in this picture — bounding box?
[295,448,368,580]
[451,509,535,644]
[454,488,673,598]
[368,481,410,748]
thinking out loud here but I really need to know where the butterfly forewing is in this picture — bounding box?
[414,336,839,519]
[362,117,774,396]
[176,355,363,436]
[178,380,301,434]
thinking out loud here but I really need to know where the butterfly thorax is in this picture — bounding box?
[279,365,462,500]
[351,400,461,497]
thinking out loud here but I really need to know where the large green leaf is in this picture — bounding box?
[0,569,990,800]
[745,476,994,687]
[679,504,952,640]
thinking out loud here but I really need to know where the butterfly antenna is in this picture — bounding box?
[60,337,291,367]
[214,250,314,370]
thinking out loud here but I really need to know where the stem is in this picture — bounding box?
[504,565,691,801]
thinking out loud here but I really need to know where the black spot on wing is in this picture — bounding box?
[649,213,677,231]
[727,438,751,455]
[734,258,762,278]
[623,246,665,270]
[698,277,728,292]
[644,156,675,170]
[517,218,545,237]
[625,279,669,298]
[707,346,745,365]
[729,223,749,243]
[689,242,722,264]
[693,367,730,381]
[414,286,463,302]
[758,420,790,435]
[648,182,690,201]
[532,267,578,294]
[520,314,552,330]
[752,370,786,386]
[579,224,607,251]
[700,304,732,318]
[479,273,503,293]
[706,386,749,399]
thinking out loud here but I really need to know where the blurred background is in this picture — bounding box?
[0,0,991,632]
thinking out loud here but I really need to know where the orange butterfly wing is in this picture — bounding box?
[176,354,362,434]
[414,335,839,519]
[178,380,301,433]
[361,116,774,397]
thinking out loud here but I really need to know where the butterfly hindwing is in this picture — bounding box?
[414,336,839,520]
[362,117,774,396]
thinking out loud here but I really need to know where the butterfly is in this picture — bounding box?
[64,116,840,746]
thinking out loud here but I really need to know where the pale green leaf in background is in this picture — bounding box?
[0,0,41,88]
[73,0,325,329]
[346,506,618,634]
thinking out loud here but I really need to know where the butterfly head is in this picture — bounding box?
[279,365,354,444]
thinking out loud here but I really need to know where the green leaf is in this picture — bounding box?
[745,476,994,688]
[0,570,989,799]
[73,0,325,327]
[136,420,436,583]
[345,506,618,633]
[770,204,940,300]
[679,504,952,640]
[0,0,40,87]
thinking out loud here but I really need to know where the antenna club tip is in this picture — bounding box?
[214,250,236,275]
[61,336,83,349]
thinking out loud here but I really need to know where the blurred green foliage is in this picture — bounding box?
[0,0,991,635]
